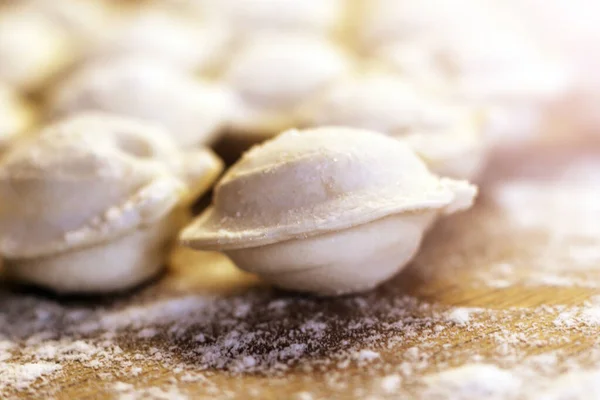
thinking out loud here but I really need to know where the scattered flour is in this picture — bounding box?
[0,362,61,392]
[379,374,402,393]
[536,369,600,400]
[493,182,600,238]
[355,349,380,362]
[423,364,521,400]
[0,284,600,399]
[294,391,314,400]
[113,381,188,400]
[554,303,600,327]
[446,308,473,326]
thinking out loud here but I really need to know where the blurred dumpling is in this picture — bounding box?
[224,33,353,142]
[359,0,572,143]
[356,0,526,50]
[307,70,488,179]
[92,3,232,74]
[0,83,36,153]
[0,4,74,91]
[498,0,600,134]
[209,0,347,38]
[17,0,115,49]
[375,37,571,143]
[49,56,233,146]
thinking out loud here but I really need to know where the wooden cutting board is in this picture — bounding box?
[1,132,600,400]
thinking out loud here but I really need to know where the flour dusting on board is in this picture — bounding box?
[423,364,521,399]
[1,287,600,399]
[0,362,61,393]
[483,178,600,289]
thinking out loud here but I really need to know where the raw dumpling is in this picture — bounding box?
[181,127,477,296]
[0,112,223,293]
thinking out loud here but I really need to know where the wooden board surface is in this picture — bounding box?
[2,134,600,399]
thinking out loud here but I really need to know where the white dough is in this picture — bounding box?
[224,34,353,139]
[375,38,571,142]
[307,70,488,180]
[92,4,232,73]
[358,0,572,143]
[22,0,115,49]
[0,5,73,91]
[0,112,223,293]
[49,57,234,146]
[181,127,477,296]
[3,209,185,294]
